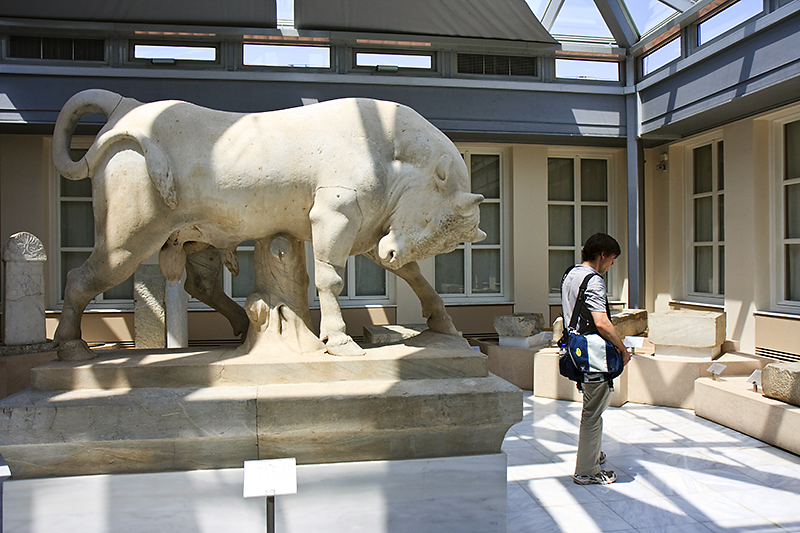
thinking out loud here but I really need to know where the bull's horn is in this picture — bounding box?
[455,192,484,215]
[472,228,487,243]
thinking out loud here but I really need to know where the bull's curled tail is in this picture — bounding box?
[52,89,177,209]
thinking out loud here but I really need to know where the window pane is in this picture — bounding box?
[718,194,725,241]
[698,0,762,46]
[555,59,618,82]
[479,203,500,245]
[104,274,133,300]
[694,246,713,293]
[580,159,607,201]
[694,197,713,242]
[472,249,501,294]
[244,44,330,68]
[717,142,724,190]
[61,175,92,198]
[61,202,94,247]
[61,251,90,300]
[787,244,800,301]
[435,250,464,294]
[786,121,800,180]
[693,144,713,194]
[134,44,216,61]
[549,250,575,294]
[471,155,500,198]
[548,158,574,201]
[355,255,385,296]
[231,250,255,298]
[581,205,608,245]
[786,183,800,239]
[548,205,574,246]
[356,52,431,69]
[642,37,681,76]
[718,245,725,296]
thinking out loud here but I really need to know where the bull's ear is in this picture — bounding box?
[434,154,452,189]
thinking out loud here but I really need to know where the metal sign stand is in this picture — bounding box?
[243,458,297,533]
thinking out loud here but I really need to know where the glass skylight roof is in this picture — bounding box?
[549,0,613,40]
[530,0,698,46]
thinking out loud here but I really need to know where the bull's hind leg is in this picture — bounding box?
[185,247,249,338]
[55,243,162,360]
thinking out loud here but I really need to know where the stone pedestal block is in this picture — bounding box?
[610,309,648,338]
[2,232,47,346]
[1,331,522,479]
[134,264,166,349]
[649,310,726,358]
[696,376,800,457]
[493,313,544,338]
[762,362,800,407]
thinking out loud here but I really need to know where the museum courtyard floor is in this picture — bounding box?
[5,391,800,533]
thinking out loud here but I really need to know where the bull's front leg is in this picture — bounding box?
[378,256,460,336]
[310,186,365,356]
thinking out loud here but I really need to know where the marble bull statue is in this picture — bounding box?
[52,89,485,360]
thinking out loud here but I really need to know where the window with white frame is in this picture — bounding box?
[782,120,800,305]
[547,154,612,299]
[435,152,505,299]
[56,147,134,305]
[687,140,725,299]
[306,247,391,307]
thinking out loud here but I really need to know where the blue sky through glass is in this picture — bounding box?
[550,0,613,38]
[625,0,679,36]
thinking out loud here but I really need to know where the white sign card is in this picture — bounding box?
[243,458,298,498]
[746,369,762,387]
[0,464,10,478]
[623,336,645,349]
[707,362,727,376]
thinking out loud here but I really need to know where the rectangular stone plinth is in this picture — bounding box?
[627,352,770,409]
[0,386,259,478]
[31,333,488,391]
[762,362,800,407]
[649,310,726,350]
[695,376,800,456]
[1,332,522,479]
[473,339,534,390]
[257,376,521,463]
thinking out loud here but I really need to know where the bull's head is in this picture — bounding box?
[377,153,486,269]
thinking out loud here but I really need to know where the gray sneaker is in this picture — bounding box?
[573,470,617,485]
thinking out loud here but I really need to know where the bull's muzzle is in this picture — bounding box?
[377,230,402,267]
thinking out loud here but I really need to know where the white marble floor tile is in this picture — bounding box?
[519,477,602,507]
[543,501,635,533]
[685,465,769,492]
[722,486,800,519]
[507,498,564,533]
[635,524,716,533]
[604,496,701,529]
[669,491,765,523]
[700,517,788,533]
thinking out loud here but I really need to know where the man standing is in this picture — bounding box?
[561,233,630,485]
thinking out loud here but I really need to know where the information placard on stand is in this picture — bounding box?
[244,458,298,533]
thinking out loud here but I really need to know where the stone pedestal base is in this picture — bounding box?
[695,376,800,456]
[0,331,522,479]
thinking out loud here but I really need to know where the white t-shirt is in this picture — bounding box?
[561,264,607,335]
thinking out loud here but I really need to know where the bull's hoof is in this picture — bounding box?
[427,313,460,336]
[325,338,366,357]
[57,339,97,361]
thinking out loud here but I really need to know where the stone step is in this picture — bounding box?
[0,375,521,478]
[31,331,488,391]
